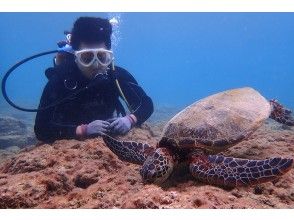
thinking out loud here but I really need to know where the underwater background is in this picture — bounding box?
[0,12,294,125]
[1,13,294,208]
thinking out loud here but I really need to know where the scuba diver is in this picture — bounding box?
[34,17,154,142]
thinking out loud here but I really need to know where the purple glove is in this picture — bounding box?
[86,120,110,136]
[108,116,134,135]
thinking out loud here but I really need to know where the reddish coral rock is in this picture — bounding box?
[0,120,293,208]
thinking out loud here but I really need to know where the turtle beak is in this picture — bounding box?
[140,163,156,184]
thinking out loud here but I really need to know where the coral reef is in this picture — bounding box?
[0,119,293,208]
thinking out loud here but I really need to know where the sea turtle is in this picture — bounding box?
[102,87,294,188]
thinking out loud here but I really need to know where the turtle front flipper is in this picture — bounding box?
[189,154,293,188]
[269,99,294,126]
[102,134,155,165]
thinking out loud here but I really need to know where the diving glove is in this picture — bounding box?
[108,115,137,135]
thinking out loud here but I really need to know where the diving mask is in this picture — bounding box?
[74,48,114,67]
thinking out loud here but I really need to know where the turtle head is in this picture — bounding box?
[140,148,175,184]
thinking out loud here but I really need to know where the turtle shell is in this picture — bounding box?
[159,87,271,152]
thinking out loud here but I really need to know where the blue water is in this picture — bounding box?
[1,13,294,120]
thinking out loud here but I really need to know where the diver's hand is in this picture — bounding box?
[108,115,137,135]
[76,120,110,138]
[86,120,111,136]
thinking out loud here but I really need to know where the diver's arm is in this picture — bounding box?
[115,67,154,125]
[34,76,77,142]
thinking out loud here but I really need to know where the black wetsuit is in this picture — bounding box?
[34,57,153,142]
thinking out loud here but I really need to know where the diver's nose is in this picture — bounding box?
[92,59,99,68]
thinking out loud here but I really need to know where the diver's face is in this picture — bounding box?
[76,42,108,79]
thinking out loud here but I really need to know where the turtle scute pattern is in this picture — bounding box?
[140,148,175,184]
[269,99,294,126]
[162,121,250,150]
[190,155,293,187]
[102,134,154,165]
[161,87,271,150]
